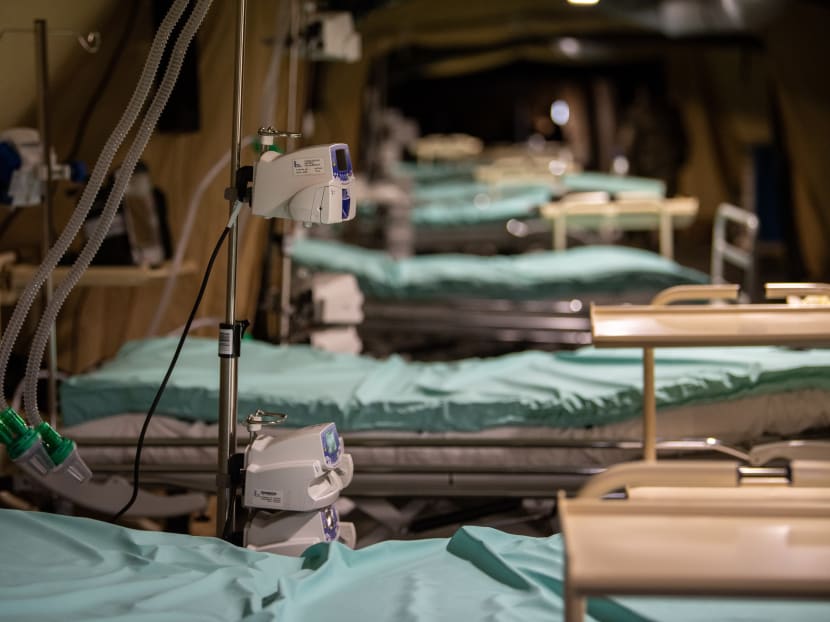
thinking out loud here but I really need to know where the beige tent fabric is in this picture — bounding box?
[4,1,303,373]
[764,3,830,279]
[668,46,771,231]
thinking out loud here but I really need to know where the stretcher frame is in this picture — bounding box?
[559,458,830,622]
[539,195,699,259]
[562,289,830,620]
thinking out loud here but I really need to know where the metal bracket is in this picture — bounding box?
[0,27,100,53]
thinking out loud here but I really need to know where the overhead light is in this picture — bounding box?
[550,100,570,126]
[556,37,581,58]
[567,0,599,5]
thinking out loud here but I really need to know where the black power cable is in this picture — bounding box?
[111,220,232,522]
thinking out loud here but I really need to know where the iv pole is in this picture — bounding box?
[217,0,247,538]
[34,19,58,427]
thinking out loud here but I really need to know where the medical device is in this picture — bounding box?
[243,421,354,512]
[0,407,91,485]
[245,505,357,556]
[250,142,355,223]
[302,12,361,63]
[0,128,79,207]
[237,413,354,554]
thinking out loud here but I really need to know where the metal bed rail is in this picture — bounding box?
[710,202,759,299]
[75,436,770,498]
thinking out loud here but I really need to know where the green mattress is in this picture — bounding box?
[390,162,664,198]
[1,509,827,622]
[562,172,666,197]
[411,186,552,226]
[412,180,549,202]
[391,160,477,183]
[290,238,708,300]
[358,184,551,226]
[60,338,830,430]
[360,172,664,227]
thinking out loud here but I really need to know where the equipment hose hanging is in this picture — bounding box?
[22,0,214,423]
[0,0,191,412]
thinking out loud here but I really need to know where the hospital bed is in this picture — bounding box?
[291,202,750,358]
[60,321,830,492]
[352,181,555,255]
[357,160,676,254]
[291,237,707,355]
[8,283,819,540]
[51,283,827,524]
[2,485,828,622]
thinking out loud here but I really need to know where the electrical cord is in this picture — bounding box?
[111,201,242,522]
[222,471,239,542]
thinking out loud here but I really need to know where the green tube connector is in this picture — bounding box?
[35,422,75,466]
[0,407,39,461]
[253,138,283,155]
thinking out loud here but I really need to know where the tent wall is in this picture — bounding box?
[1,0,303,374]
[764,3,830,280]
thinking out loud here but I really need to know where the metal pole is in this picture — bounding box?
[277,0,302,344]
[217,0,247,538]
[34,19,58,427]
[642,347,656,461]
[285,0,301,150]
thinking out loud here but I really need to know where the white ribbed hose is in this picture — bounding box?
[0,0,191,411]
[23,0,214,423]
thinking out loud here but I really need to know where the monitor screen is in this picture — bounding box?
[335,148,348,172]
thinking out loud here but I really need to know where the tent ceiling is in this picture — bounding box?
[330,0,790,52]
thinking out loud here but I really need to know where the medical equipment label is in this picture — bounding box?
[218,328,234,357]
[253,488,283,505]
[292,158,324,176]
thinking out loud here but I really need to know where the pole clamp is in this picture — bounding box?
[218,319,250,359]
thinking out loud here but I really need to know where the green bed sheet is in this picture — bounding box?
[411,185,552,226]
[561,172,666,197]
[363,172,664,227]
[412,180,549,201]
[391,162,665,198]
[1,510,826,622]
[290,239,708,300]
[391,160,477,184]
[60,338,830,430]
[358,184,551,226]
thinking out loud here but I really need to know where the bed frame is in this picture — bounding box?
[559,457,830,622]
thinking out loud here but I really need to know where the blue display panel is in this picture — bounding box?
[320,423,341,467]
[330,144,352,182]
[320,506,339,542]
